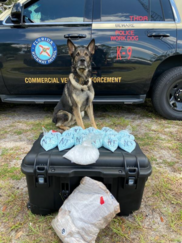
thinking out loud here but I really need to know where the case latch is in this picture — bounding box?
[123,156,140,189]
[33,156,50,188]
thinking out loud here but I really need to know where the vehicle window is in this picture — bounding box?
[150,0,164,21]
[23,0,86,23]
[4,16,12,24]
[161,0,174,21]
[101,0,149,22]
[100,0,169,22]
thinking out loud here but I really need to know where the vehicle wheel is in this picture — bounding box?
[152,67,182,120]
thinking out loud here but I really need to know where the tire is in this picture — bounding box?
[152,67,182,120]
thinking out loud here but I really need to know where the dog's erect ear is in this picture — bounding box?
[67,39,76,55]
[87,39,95,55]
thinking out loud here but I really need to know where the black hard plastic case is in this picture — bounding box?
[21,134,152,216]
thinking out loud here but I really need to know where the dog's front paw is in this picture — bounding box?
[81,85,88,91]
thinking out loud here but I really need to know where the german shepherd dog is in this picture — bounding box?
[52,39,97,130]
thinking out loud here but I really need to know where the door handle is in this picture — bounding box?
[148,33,170,38]
[64,34,86,39]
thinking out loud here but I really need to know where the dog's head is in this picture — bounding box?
[67,39,95,79]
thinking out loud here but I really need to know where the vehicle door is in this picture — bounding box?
[0,0,93,95]
[91,0,177,96]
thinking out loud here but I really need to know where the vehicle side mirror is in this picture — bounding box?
[10,2,22,24]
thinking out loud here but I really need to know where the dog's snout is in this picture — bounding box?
[80,58,85,63]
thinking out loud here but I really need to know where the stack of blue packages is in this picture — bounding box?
[40,125,136,153]
[101,126,136,153]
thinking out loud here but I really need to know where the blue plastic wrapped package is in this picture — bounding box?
[74,129,94,146]
[50,130,62,140]
[58,136,75,152]
[75,131,104,148]
[69,126,83,134]
[101,127,114,133]
[94,129,105,136]
[118,137,136,153]
[103,134,119,152]
[81,129,89,136]
[118,125,135,140]
[40,129,61,151]
[118,131,135,140]
[101,127,118,136]
[86,127,98,134]
[74,132,87,146]
[92,137,103,149]
[62,130,75,139]
[91,133,104,149]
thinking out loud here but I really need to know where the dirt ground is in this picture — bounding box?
[0,100,181,243]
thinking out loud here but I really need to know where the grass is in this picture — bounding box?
[166,209,182,234]
[0,164,24,180]
[162,160,176,167]
[179,143,182,155]
[25,118,57,139]
[0,101,182,242]
[0,146,23,163]
[135,133,157,146]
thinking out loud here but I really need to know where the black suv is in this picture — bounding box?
[0,0,182,120]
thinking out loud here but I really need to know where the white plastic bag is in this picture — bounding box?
[51,177,120,243]
[63,135,99,165]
